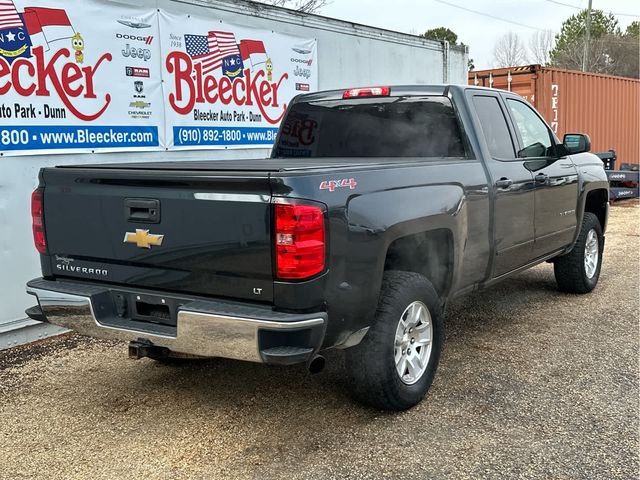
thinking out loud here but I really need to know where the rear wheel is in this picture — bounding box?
[345,271,443,411]
[554,212,603,294]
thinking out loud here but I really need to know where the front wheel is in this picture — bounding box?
[554,212,604,294]
[345,271,443,411]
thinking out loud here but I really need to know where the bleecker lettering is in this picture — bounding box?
[0,46,113,121]
[11,58,36,96]
[259,81,271,105]
[219,76,232,105]
[203,75,218,103]
[61,63,84,97]
[0,60,10,95]
[167,52,195,114]
[166,51,288,124]
[233,79,246,104]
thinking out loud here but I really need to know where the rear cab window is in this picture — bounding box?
[472,95,516,160]
[273,96,468,159]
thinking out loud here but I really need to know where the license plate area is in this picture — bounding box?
[112,291,182,327]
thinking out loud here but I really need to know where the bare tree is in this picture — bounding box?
[551,36,614,73]
[492,32,528,68]
[254,0,330,13]
[552,34,639,78]
[528,30,555,66]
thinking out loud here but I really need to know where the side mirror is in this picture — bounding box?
[563,133,591,154]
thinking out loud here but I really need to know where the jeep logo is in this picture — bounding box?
[122,44,151,62]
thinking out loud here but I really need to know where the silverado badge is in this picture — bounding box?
[124,229,164,249]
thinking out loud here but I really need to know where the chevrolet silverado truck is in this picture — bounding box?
[26,85,609,410]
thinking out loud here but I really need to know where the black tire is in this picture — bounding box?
[554,212,604,294]
[345,271,443,411]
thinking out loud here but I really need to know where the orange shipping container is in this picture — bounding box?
[469,65,640,166]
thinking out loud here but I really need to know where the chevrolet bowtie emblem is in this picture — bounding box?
[123,229,164,249]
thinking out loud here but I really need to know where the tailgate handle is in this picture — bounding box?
[125,198,160,224]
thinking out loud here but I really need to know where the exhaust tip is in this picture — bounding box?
[308,354,326,374]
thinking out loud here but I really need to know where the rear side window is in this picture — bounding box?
[472,96,516,159]
[273,96,467,158]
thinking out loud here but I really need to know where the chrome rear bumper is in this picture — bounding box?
[26,278,325,364]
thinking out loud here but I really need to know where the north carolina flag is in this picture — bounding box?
[210,31,244,78]
[22,7,74,50]
[0,1,30,63]
[239,39,268,70]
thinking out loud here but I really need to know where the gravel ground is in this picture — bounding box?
[1,203,638,480]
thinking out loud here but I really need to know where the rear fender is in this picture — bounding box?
[341,185,464,326]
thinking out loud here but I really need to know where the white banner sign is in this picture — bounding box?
[0,0,164,155]
[0,1,318,156]
[160,11,317,150]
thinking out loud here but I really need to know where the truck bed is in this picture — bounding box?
[58,158,399,173]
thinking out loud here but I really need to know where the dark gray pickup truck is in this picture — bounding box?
[26,85,608,410]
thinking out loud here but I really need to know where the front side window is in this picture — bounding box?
[506,99,554,158]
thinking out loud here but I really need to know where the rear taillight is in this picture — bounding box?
[31,188,47,254]
[343,86,391,99]
[275,203,325,280]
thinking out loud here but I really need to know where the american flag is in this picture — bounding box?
[0,1,23,31]
[184,30,241,75]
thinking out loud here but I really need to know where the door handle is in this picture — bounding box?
[495,178,513,188]
[125,198,160,223]
[535,173,549,184]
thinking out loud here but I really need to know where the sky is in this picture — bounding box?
[319,0,639,69]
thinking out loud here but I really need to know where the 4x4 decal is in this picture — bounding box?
[319,178,357,192]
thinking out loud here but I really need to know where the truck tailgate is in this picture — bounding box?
[41,167,274,302]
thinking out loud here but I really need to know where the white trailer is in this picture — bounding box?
[0,0,468,347]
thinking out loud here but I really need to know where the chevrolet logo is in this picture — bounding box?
[123,229,164,249]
